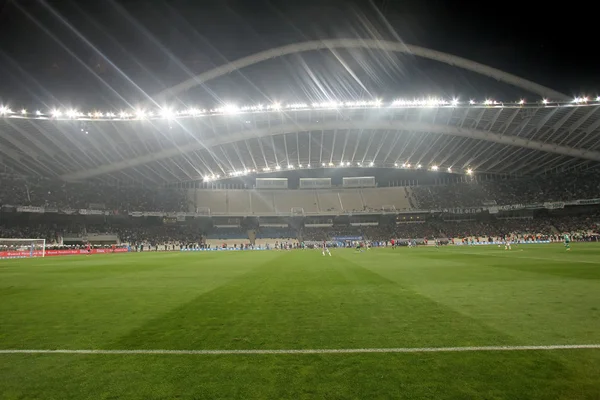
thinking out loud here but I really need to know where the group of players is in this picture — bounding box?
[499,234,571,251]
[291,234,572,257]
[320,239,444,256]
[321,240,373,256]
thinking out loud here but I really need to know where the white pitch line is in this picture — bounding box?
[0,344,599,355]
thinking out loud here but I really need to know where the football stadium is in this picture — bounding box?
[1,30,600,400]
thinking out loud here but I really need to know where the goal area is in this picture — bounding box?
[0,239,46,259]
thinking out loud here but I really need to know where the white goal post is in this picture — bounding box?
[0,239,46,259]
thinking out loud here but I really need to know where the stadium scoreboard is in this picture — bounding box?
[256,178,288,189]
[299,178,332,189]
[343,176,376,188]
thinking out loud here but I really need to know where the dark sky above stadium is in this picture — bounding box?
[0,0,596,109]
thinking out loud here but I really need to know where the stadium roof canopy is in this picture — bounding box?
[1,39,599,185]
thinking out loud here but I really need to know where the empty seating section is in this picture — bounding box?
[275,191,319,213]
[195,191,227,214]
[394,188,411,210]
[361,188,411,211]
[338,190,364,212]
[193,187,414,214]
[360,189,383,210]
[250,191,275,214]
[226,191,251,214]
[317,192,342,213]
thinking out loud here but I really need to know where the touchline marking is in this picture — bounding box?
[1,345,599,355]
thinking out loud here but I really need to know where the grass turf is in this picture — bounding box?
[1,244,599,399]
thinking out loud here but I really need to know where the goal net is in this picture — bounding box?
[0,239,46,260]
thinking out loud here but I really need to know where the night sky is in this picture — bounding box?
[0,0,597,110]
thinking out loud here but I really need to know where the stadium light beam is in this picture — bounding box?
[222,104,240,114]
[160,107,175,119]
[4,96,600,123]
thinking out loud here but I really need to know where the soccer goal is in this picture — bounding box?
[0,239,46,259]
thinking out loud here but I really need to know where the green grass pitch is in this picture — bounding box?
[1,244,600,399]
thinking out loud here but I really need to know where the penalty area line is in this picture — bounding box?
[1,344,599,356]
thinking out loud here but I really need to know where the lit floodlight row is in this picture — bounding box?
[1,96,599,121]
[202,163,474,182]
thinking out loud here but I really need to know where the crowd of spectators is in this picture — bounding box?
[294,214,599,242]
[0,225,59,243]
[432,219,544,239]
[551,215,599,234]
[433,216,597,239]
[412,171,600,209]
[301,225,365,241]
[1,213,598,250]
[206,226,246,240]
[256,227,296,239]
[112,226,204,245]
[0,175,189,212]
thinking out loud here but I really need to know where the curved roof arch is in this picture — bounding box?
[154,39,570,102]
[59,119,600,181]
